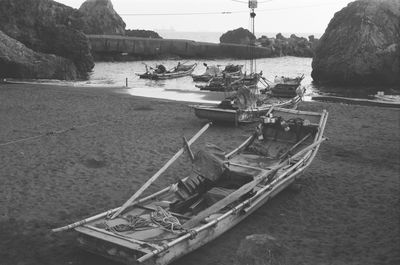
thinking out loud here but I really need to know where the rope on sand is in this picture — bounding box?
[0,121,100,147]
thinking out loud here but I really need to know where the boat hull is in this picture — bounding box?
[75,161,304,265]
[139,64,197,80]
[271,84,301,97]
[66,107,328,265]
[191,95,302,124]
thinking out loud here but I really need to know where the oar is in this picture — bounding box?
[279,133,312,160]
[51,185,171,233]
[110,122,212,219]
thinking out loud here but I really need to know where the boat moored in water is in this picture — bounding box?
[192,64,243,82]
[138,63,197,80]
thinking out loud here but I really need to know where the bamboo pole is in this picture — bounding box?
[110,122,212,219]
[51,185,171,233]
[279,133,312,160]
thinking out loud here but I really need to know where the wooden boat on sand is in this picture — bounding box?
[191,86,305,125]
[52,107,328,265]
[138,63,197,80]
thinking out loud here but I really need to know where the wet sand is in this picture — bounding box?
[0,83,399,265]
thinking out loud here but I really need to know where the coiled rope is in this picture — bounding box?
[150,206,184,233]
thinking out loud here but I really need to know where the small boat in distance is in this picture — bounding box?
[196,72,261,91]
[192,64,243,82]
[270,74,304,97]
[52,107,328,265]
[138,62,197,80]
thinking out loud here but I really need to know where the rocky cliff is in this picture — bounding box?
[0,30,77,80]
[0,0,94,79]
[312,0,400,85]
[79,0,126,35]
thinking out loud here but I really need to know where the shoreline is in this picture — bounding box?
[1,82,399,265]
[4,79,400,108]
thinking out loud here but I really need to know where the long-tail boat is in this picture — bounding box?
[52,107,328,265]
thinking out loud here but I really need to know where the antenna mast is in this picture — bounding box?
[249,0,257,74]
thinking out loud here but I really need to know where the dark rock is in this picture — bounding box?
[257,33,316,57]
[79,0,126,35]
[125,29,162,39]
[0,0,94,79]
[0,30,77,80]
[312,0,400,86]
[236,234,288,265]
[220,27,256,45]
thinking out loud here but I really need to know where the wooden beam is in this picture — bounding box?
[111,122,211,219]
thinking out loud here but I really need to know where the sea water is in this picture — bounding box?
[80,56,399,103]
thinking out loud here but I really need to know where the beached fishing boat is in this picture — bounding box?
[138,63,197,80]
[270,74,304,97]
[52,107,328,265]
[190,86,305,125]
[192,64,243,82]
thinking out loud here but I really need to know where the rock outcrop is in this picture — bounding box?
[312,0,400,85]
[79,0,126,35]
[220,29,318,57]
[236,234,288,265]
[125,29,162,39]
[220,27,256,45]
[0,0,94,79]
[0,31,77,80]
[259,33,317,57]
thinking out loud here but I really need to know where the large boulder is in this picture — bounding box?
[312,0,400,85]
[79,0,126,35]
[220,27,256,45]
[0,30,77,80]
[0,0,94,79]
[236,234,288,265]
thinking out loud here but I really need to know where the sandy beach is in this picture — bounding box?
[0,83,399,265]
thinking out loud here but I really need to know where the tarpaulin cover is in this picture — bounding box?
[193,144,226,182]
[205,65,221,76]
[234,86,258,110]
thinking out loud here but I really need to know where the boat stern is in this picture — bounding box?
[75,226,156,265]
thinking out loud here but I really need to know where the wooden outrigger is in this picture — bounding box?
[53,108,328,265]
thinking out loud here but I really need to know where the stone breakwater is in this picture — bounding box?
[88,35,279,61]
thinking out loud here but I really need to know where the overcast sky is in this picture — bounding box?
[56,0,354,35]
